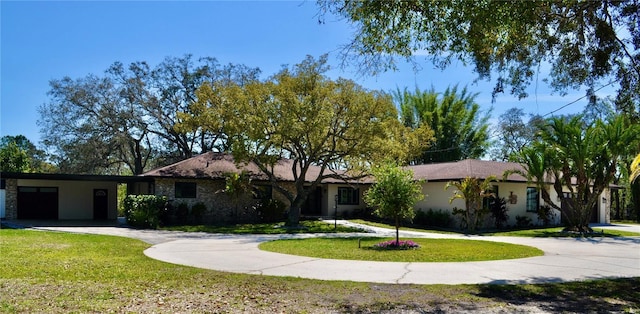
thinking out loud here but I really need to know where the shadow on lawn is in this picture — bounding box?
[477,277,640,312]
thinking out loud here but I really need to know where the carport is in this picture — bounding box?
[1,172,152,221]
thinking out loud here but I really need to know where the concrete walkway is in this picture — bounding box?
[6,220,640,285]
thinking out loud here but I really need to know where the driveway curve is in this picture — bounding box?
[13,220,640,285]
[143,222,640,285]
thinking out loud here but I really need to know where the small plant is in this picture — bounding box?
[191,202,207,222]
[537,205,555,226]
[488,197,509,229]
[373,239,420,250]
[175,202,190,224]
[255,199,286,223]
[515,215,532,228]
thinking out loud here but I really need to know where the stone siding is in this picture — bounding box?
[4,179,17,219]
[154,178,262,223]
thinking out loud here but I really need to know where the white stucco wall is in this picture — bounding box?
[416,181,564,227]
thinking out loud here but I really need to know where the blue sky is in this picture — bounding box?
[1,1,602,146]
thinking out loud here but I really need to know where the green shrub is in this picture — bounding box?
[255,199,286,223]
[191,202,207,222]
[123,195,168,229]
[175,202,190,224]
[537,205,555,226]
[515,215,532,228]
[414,209,451,228]
[488,197,509,229]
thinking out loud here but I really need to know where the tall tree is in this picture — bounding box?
[0,142,30,173]
[490,108,543,161]
[39,55,260,174]
[180,55,433,226]
[319,1,640,108]
[40,74,151,174]
[0,135,49,172]
[512,115,639,232]
[396,86,490,163]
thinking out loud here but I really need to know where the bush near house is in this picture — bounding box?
[488,197,509,229]
[413,209,452,228]
[254,199,286,223]
[123,195,168,229]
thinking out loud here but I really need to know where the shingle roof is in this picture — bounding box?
[408,159,528,182]
[141,153,528,184]
[140,152,369,183]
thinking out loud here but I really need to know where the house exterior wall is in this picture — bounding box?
[152,178,299,223]
[323,184,370,217]
[4,178,18,219]
[416,181,564,228]
[14,179,118,220]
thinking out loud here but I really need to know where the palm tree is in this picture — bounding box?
[512,115,638,233]
[445,176,496,232]
[631,153,640,183]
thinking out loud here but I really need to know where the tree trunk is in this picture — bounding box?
[395,216,400,245]
[286,196,306,226]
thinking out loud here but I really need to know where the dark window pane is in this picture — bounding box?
[175,182,197,198]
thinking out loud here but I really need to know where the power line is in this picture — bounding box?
[542,79,618,117]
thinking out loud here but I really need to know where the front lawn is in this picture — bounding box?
[259,237,543,262]
[161,219,363,234]
[350,219,640,237]
[1,229,638,313]
[486,227,640,237]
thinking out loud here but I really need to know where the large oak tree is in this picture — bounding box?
[180,55,433,225]
[318,1,639,117]
[39,55,260,174]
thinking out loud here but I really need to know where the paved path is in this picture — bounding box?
[8,220,640,285]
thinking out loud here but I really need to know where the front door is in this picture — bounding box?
[93,189,109,220]
[301,187,322,216]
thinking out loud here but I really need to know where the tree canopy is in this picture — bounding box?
[318,0,640,116]
[396,85,490,163]
[179,55,433,225]
[0,135,49,173]
[489,108,544,161]
[39,55,260,175]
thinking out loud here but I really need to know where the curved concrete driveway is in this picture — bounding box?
[142,222,640,285]
[15,220,640,285]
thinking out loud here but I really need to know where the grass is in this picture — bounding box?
[259,237,543,262]
[349,219,459,234]
[350,219,640,238]
[486,227,640,237]
[0,229,638,313]
[161,219,363,234]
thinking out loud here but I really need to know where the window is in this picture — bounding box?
[338,187,359,205]
[175,182,197,198]
[526,187,539,212]
[253,185,272,200]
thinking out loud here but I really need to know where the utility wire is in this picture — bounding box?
[542,79,618,117]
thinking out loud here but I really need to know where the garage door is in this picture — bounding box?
[17,187,59,219]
